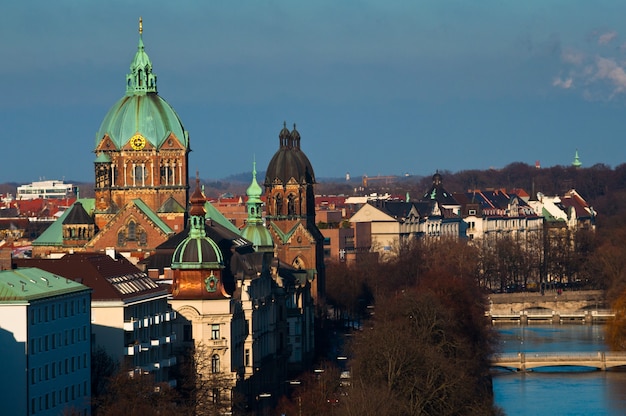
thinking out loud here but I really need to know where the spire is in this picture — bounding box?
[279,121,290,147]
[188,172,207,238]
[572,149,582,168]
[126,17,157,95]
[246,158,263,224]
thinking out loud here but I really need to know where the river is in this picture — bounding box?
[493,324,626,416]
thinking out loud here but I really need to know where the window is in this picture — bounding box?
[117,231,125,246]
[469,209,477,215]
[128,221,136,240]
[212,388,221,404]
[183,324,192,342]
[211,354,220,373]
[245,349,250,367]
[211,324,220,340]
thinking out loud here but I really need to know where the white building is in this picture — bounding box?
[17,180,77,200]
[0,267,92,416]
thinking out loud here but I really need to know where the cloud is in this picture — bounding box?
[598,31,617,45]
[561,49,585,65]
[593,56,626,95]
[553,77,573,89]
[554,31,626,100]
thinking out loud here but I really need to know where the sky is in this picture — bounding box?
[2,1,626,184]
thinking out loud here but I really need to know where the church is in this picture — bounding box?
[27,19,324,412]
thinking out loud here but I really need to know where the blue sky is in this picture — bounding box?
[2,1,626,183]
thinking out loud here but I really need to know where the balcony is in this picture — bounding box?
[209,338,228,348]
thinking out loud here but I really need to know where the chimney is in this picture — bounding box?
[105,247,116,259]
[0,248,13,271]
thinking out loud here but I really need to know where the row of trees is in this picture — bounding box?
[279,238,503,416]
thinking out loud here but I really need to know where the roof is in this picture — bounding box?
[171,182,224,270]
[95,23,188,150]
[0,267,90,303]
[265,123,315,186]
[420,173,459,206]
[205,201,242,235]
[62,202,94,225]
[14,253,166,302]
[158,196,186,213]
[33,199,95,246]
[132,199,173,234]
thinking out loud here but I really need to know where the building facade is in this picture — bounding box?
[264,123,325,304]
[14,253,177,385]
[0,268,92,416]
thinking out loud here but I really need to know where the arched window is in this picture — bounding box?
[128,221,136,241]
[211,354,220,373]
[117,231,125,246]
[275,194,283,215]
[287,194,296,215]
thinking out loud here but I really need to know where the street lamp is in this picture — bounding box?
[256,393,271,416]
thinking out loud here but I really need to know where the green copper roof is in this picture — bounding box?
[204,201,242,235]
[172,182,223,270]
[0,268,90,303]
[572,149,582,168]
[94,153,111,163]
[96,93,188,150]
[246,160,263,202]
[95,19,188,150]
[126,18,157,95]
[241,159,273,251]
[33,199,95,246]
[132,199,173,235]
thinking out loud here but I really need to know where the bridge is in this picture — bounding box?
[491,352,626,371]
[487,290,613,323]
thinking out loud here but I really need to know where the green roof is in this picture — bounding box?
[94,20,188,150]
[0,268,90,303]
[133,199,173,234]
[94,153,111,163]
[96,94,188,150]
[33,199,95,246]
[204,201,242,234]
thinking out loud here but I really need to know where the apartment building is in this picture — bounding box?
[0,267,92,416]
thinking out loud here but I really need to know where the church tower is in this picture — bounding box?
[264,123,325,303]
[93,18,189,232]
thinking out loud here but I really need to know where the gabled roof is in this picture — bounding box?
[561,190,595,219]
[33,199,96,246]
[132,199,173,234]
[158,196,186,213]
[0,267,90,303]
[14,253,166,302]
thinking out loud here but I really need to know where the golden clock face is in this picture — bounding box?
[130,134,146,150]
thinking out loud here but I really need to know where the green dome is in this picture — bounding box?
[96,94,188,149]
[94,21,188,150]
[241,225,274,252]
[172,182,224,270]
